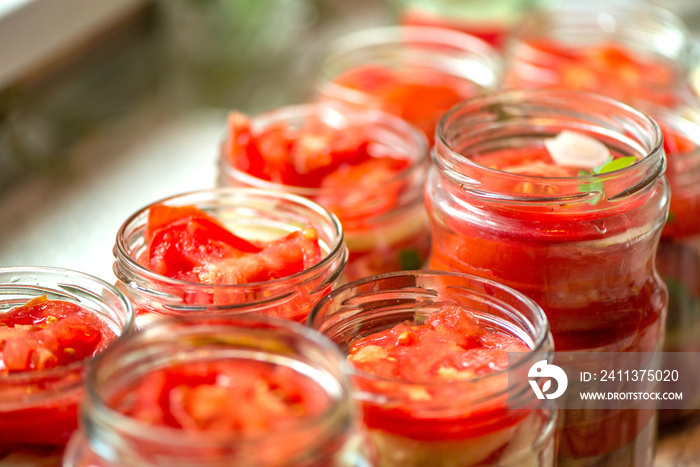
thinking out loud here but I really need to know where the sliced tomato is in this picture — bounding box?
[347,305,530,441]
[192,228,322,285]
[144,205,323,285]
[145,207,263,280]
[0,298,113,374]
[113,360,331,434]
[318,156,409,222]
[225,112,267,179]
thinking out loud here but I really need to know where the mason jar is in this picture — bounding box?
[427,89,669,466]
[218,103,429,282]
[0,266,133,466]
[63,315,360,466]
[113,187,346,328]
[503,2,696,110]
[314,25,501,143]
[649,105,700,424]
[391,0,541,49]
[308,270,557,467]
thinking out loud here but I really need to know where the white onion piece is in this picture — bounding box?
[544,130,610,169]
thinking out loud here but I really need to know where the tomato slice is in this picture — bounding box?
[143,206,323,285]
[347,305,530,441]
[112,360,331,434]
[349,304,528,383]
[0,297,114,375]
[318,156,410,222]
[192,228,322,284]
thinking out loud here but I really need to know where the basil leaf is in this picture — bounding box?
[597,156,637,174]
[591,156,614,174]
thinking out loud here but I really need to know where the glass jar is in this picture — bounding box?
[0,266,133,465]
[308,270,557,467]
[649,105,700,424]
[218,103,430,282]
[314,25,501,143]
[428,89,669,466]
[63,315,359,466]
[391,0,541,49]
[503,3,696,110]
[113,187,346,328]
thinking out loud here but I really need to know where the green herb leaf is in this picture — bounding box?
[591,156,614,174]
[596,156,636,174]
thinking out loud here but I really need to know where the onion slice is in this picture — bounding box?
[545,130,610,169]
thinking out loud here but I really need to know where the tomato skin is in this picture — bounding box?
[221,105,430,282]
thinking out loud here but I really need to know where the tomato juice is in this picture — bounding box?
[114,188,346,327]
[309,271,556,467]
[219,104,430,281]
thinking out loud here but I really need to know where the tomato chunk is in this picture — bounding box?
[110,360,331,435]
[142,205,323,285]
[0,296,114,375]
[349,304,528,384]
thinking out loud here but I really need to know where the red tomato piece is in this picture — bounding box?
[0,296,113,375]
[348,304,528,384]
[333,65,476,142]
[112,360,331,434]
[143,205,322,285]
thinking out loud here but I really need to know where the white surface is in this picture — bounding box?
[0,0,146,87]
[0,105,225,282]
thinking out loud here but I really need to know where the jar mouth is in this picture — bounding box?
[308,270,553,390]
[433,89,665,203]
[84,315,353,454]
[0,266,134,390]
[315,25,502,98]
[114,187,346,294]
[218,103,429,209]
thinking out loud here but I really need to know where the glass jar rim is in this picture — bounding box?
[308,269,553,388]
[0,266,134,384]
[219,102,430,199]
[84,314,353,449]
[114,186,346,291]
[434,88,665,203]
